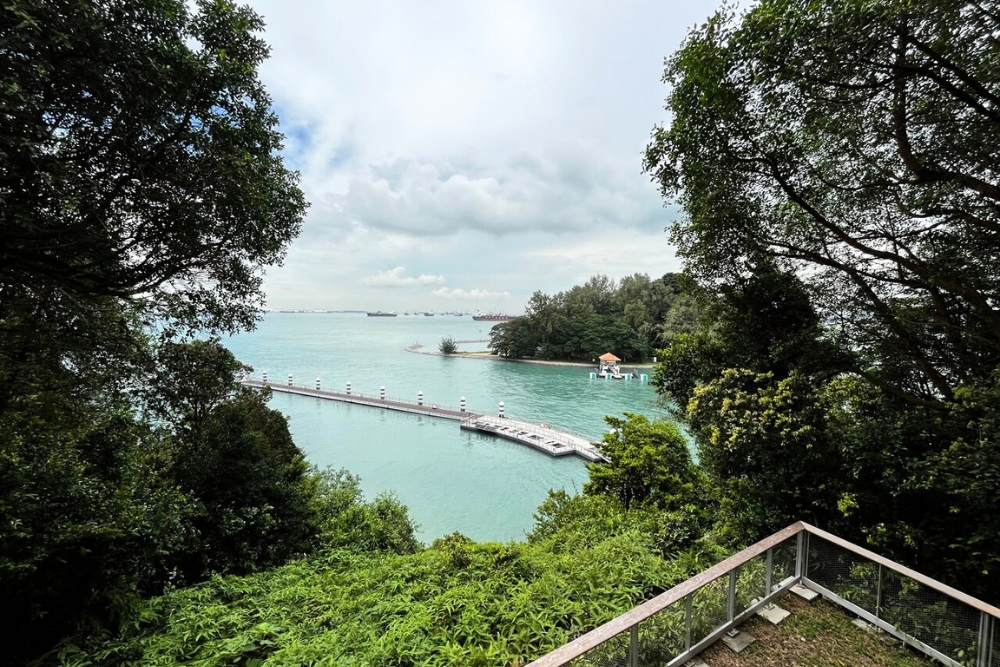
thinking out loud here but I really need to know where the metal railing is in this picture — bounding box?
[463,415,602,459]
[527,522,1000,667]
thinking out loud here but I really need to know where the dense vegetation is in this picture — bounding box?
[488,273,700,362]
[644,0,1000,600]
[0,0,309,661]
[59,415,717,667]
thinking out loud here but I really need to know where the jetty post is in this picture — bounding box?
[418,390,424,406]
[262,370,268,383]
[460,396,466,412]
[287,373,293,386]
[498,401,505,418]
[346,381,351,395]
[316,378,321,390]
[380,385,386,400]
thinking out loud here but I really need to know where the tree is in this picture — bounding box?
[0,0,307,659]
[1,0,306,335]
[439,337,458,355]
[586,414,708,513]
[644,0,1000,406]
[644,0,1000,599]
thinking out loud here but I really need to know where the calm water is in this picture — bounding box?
[225,313,668,543]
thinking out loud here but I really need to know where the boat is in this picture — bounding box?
[472,311,515,322]
[424,311,434,316]
[367,311,397,317]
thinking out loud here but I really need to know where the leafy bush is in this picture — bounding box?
[439,337,458,355]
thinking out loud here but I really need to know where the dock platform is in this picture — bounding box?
[241,379,607,462]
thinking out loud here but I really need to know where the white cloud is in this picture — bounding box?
[240,0,710,309]
[361,267,446,287]
[431,287,512,300]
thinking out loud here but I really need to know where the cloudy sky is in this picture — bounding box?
[246,0,715,312]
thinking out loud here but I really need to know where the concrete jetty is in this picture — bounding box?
[240,378,607,462]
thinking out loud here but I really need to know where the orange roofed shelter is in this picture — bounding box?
[598,353,621,362]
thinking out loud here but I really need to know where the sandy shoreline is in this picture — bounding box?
[404,345,656,368]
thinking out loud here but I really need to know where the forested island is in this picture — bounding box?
[487,273,700,362]
[3,0,1000,665]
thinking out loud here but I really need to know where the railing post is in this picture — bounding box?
[875,563,883,618]
[629,624,638,667]
[795,531,804,579]
[976,612,992,667]
[728,570,737,623]
[765,548,773,596]
[684,593,693,651]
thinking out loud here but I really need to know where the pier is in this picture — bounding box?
[240,378,607,462]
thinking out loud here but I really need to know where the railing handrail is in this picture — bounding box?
[526,522,806,667]
[800,522,1000,618]
[527,521,1000,667]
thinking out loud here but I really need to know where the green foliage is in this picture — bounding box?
[439,337,458,355]
[1,0,306,659]
[586,414,708,513]
[489,273,702,361]
[644,0,1000,600]
[1,0,306,335]
[61,489,704,667]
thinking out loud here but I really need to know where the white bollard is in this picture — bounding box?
[417,391,423,406]
[590,372,596,380]
[316,378,321,390]
[288,373,293,386]
[380,385,386,400]
[498,400,505,418]
[640,374,648,383]
[460,396,466,412]
[346,381,351,395]
[262,370,268,383]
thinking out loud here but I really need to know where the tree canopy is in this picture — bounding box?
[645,0,1000,406]
[0,0,309,660]
[1,0,306,335]
[646,0,1000,600]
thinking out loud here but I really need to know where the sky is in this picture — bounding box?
[245,0,717,312]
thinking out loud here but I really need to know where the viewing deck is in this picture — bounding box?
[240,379,607,462]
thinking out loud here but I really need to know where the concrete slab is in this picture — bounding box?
[791,583,820,603]
[722,631,757,653]
[757,603,791,625]
[852,618,875,633]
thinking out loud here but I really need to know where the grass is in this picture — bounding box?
[697,593,932,667]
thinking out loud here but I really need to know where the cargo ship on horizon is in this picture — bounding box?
[472,311,515,322]
[367,311,397,317]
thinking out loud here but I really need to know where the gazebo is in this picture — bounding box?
[597,352,622,376]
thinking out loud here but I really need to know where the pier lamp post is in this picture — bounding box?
[262,370,268,383]
[346,381,351,395]
[288,373,293,386]
[498,401,505,418]
[380,386,386,400]
[316,378,321,391]
[460,396,466,412]
[418,391,424,406]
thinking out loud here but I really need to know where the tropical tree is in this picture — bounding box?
[645,0,1000,599]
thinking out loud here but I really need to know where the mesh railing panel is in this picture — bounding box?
[636,598,686,664]
[690,575,729,647]
[567,632,629,667]
[807,535,879,614]
[771,537,798,591]
[879,567,981,666]
[735,554,766,617]
[807,535,987,666]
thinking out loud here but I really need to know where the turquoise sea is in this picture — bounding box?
[225,313,668,543]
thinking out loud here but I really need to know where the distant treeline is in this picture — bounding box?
[488,273,700,362]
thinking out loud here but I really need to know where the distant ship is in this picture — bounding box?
[367,311,397,317]
[472,312,515,322]
[424,311,435,316]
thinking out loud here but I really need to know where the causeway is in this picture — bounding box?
[240,379,606,462]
